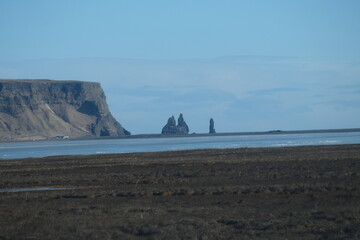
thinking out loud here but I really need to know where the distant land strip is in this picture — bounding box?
[73,127,360,140]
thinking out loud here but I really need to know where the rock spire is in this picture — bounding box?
[209,118,216,134]
[161,113,189,135]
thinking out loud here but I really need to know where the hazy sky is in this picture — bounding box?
[1,1,359,134]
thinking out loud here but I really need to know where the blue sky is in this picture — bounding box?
[0,1,359,133]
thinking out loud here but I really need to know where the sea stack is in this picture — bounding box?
[161,113,189,135]
[161,116,178,135]
[0,79,130,141]
[209,118,216,134]
[177,113,189,134]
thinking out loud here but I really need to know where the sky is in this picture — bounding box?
[0,0,359,134]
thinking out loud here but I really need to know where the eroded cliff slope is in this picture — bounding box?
[0,79,130,141]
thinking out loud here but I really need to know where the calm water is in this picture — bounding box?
[1,131,360,159]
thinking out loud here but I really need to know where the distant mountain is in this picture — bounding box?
[0,79,130,141]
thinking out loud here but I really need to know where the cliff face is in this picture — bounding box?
[0,79,130,141]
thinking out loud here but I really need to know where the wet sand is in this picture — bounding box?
[1,144,360,239]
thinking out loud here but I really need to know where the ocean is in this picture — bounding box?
[1,131,360,159]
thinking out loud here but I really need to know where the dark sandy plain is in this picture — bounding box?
[0,144,359,239]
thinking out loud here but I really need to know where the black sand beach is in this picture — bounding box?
[1,144,360,239]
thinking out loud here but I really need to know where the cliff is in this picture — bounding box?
[0,79,130,141]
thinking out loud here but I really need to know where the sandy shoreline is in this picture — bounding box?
[1,144,360,239]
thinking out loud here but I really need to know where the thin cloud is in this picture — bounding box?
[247,88,307,96]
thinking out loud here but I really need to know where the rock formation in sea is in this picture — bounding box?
[209,118,216,134]
[177,113,189,135]
[0,79,130,141]
[161,113,189,135]
[161,116,178,135]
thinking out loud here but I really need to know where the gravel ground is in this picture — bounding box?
[0,144,359,239]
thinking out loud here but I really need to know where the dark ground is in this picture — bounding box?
[0,145,360,239]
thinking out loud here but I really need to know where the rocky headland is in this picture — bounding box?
[0,79,129,141]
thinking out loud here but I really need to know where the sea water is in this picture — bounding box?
[1,131,360,159]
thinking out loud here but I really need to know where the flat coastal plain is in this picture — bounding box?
[1,145,360,239]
